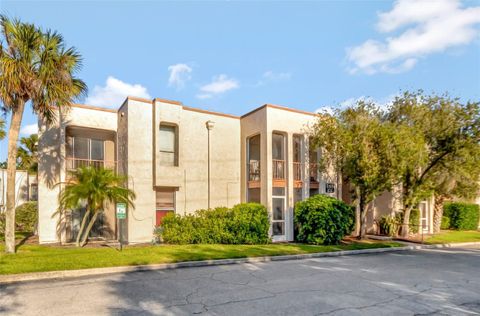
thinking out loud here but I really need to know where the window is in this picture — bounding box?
[159,124,178,166]
[90,139,104,161]
[30,184,38,201]
[67,136,105,169]
[155,189,175,226]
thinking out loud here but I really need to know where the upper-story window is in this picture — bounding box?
[159,124,178,166]
[272,132,286,180]
[67,136,105,169]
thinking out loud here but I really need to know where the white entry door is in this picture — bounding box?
[419,202,429,233]
[272,196,287,242]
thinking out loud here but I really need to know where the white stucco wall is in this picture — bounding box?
[37,105,117,243]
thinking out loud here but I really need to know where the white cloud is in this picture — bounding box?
[256,71,292,86]
[196,74,239,99]
[347,0,480,74]
[168,63,192,90]
[86,76,151,108]
[20,123,38,135]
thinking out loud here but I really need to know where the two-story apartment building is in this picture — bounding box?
[38,96,344,244]
[37,96,439,244]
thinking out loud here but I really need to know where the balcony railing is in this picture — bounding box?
[248,160,260,182]
[309,163,319,183]
[66,158,117,173]
[272,159,285,180]
[293,162,302,181]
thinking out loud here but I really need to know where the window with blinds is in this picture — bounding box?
[155,190,175,211]
[159,124,178,166]
[155,190,175,226]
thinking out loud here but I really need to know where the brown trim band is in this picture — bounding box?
[154,97,183,106]
[241,104,318,118]
[266,104,318,117]
[71,103,117,113]
[127,96,152,104]
[182,106,240,119]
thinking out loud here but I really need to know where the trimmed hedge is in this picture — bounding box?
[157,203,270,244]
[15,202,38,233]
[444,202,479,231]
[440,216,450,230]
[294,194,355,245]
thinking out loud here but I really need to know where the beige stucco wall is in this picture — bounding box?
[120,98,242,243]
[37,105,117,243]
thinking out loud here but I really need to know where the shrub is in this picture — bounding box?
[0,212,5,235]
[409,208,419,234]
[440,216,450,230]
[15,201,38,233]
[157,203,270,244]
[230,203,270,244]
[294,194,354,245]
[378,215,398,236]
[396,208,420,235]
[444,202,479,231]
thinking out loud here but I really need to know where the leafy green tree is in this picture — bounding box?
[17,134,38,173]
[387,92,480,237]
[0,16,86,253]
[59,167,135,247]
[429,145,480,233]
[310,101,399,239]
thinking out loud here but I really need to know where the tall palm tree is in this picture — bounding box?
[17,133,38,173]
[59,167,135,247]
[0,16,87,253]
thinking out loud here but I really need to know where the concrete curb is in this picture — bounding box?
[1,241,479,284]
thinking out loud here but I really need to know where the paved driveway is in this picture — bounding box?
[1,246,479,315]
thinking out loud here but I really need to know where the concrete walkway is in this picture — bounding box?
[1,245,479,315]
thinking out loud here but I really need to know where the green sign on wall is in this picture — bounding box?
[116,202,127,219]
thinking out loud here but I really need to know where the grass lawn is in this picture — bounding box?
[0,240,402,275]
[425,230,480,245]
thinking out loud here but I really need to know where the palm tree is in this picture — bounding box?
[59,167,135,247]
[17,134,38,173]
[0,16,86,253]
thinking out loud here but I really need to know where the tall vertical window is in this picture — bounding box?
[247,134,261,203]
[272,132,286,180]
[159,124,178,166]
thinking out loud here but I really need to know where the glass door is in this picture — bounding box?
[419,202,428,233]
[272,187,286,241]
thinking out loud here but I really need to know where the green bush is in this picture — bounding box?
[378,215,398,236]
[230,203,270,244]
[396,208,420,235]
[444,202,479,230]
[0,212,5,235]
[15,202,38,232]
[157,203,270,244]
[409,208,419,234]
[440,216,450,230]
[294,195,354,245]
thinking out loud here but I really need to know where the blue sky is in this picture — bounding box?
[1,0,480,161]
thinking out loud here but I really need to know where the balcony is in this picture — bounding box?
[309,163,320,189]
[293,162,302,188]
[66,158,117,173]
[272,159,286,187]
[248,160,260,188]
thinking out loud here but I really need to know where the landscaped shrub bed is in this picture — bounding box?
[157,203,270,244]
[15,201,38,233]
[294,194,355,245]
[444,202,479,230]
